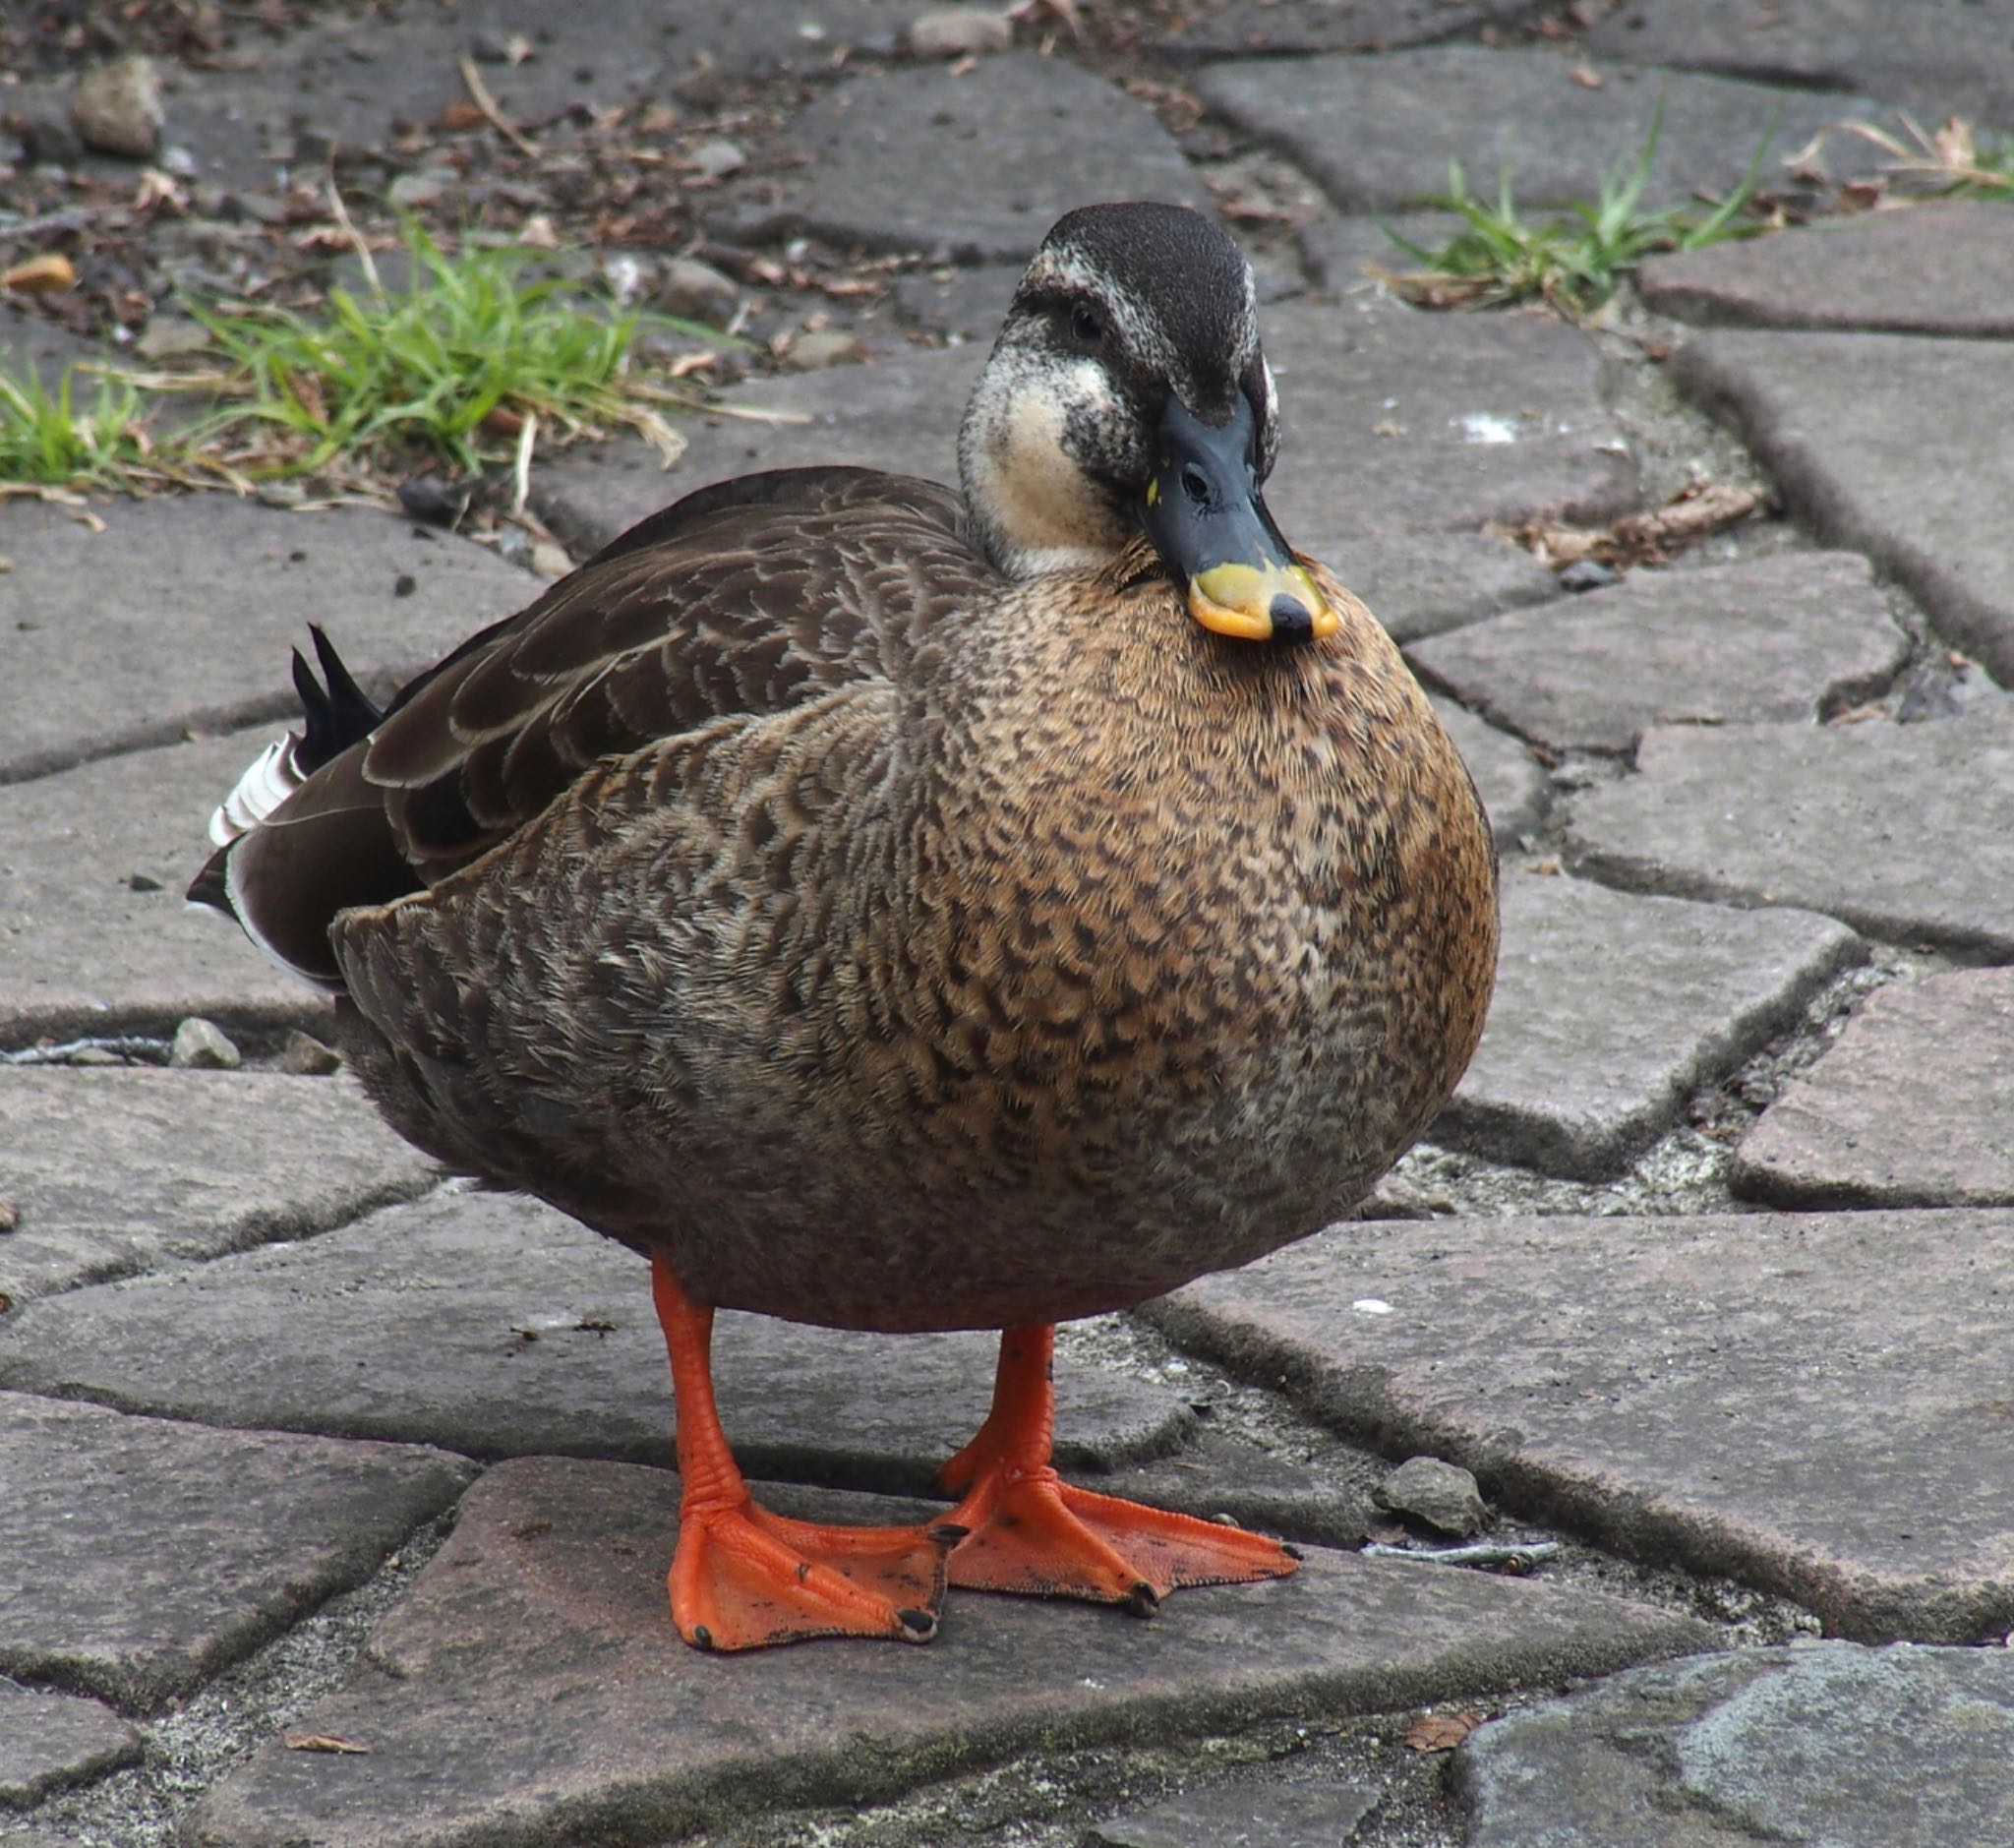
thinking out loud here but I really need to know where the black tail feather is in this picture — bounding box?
[293,626,385,773]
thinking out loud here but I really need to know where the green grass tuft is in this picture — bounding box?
[0,363,152,488]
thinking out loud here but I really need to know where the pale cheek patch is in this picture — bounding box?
[980,365,1125,569]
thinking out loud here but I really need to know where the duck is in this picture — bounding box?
[190,202,1499,1653]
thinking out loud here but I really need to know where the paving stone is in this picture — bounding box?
[1587,0,2014,134]
[1300,211,1468,295]
[0,1392,474,1710]
[0,498,527,786]
[1156,0,1538,62]
[1640,202,2014,338]
[891,263,1021,340]
[1098,1432,1373,1551]
[0,1190,1189,1493]
[1455,1641,2014,1848]
[1429,698,1548,849]
[0,728,351,1045]
[1086,1771,1384,1847]
[718,55,1210,261]
[1671,329,2014,685]
[1333,533,1561,646]
[0,1687,142,1809]
[0,1068,434,1307]
[1732,968,2014,1210]
[182,1454,1708,1846]
[1195,49,1885,213]
[1407,552,1909,754]
[1566,705,2014,960]
[1150,1206,2014,1642]
[1435,871,1865,1180]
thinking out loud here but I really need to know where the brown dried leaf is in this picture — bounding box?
[1569,64,1604,89]
[1,253,76,295]
[283,1732,371,1755]
[1405,1709,1485,1753]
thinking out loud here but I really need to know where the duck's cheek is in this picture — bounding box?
[976,387,1129,569]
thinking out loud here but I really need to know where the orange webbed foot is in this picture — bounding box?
[937,1326,1298,1611]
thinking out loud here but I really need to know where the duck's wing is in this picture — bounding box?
[191,466,981,987]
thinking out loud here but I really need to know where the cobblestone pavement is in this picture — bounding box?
[5,3,2014,1844]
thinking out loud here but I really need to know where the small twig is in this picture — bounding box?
[1362,1540,1561,1570]
[509,408,536,518]
[326,179,385,304]
[458,52,540,158]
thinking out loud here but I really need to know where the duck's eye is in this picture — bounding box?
[1068,301,1103,346]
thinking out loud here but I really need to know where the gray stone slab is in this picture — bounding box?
[182,1455,1707,1847]
[0,1189,1190,1493]
[1087,1771,1383,1847]
[0,1687,142,1809]
[1430,697,1548,849]
[719,55,1210,262]
[1641,201,2014,337]
[1437,871,1864,1179]
[1407,552,1908,754]
[891,264,1021,340]
[1156,0,1538,62]
[1099,1433,1373,1551]
[0,497,527,786]
[0,726,344,1044]
[1301,210,1468,295]
[1455,1641,2014,1848]
[1149,1206,2014,1642]
[1588,0,2014,135]
[539,297,1637,562]
[1195,48,1885,213]
[0,1067,435,1307]
[1672,329,2014,685]
[1566,705,2014,960]
[1732,968,2014,1210]
[0,1392,474,1709]
[1336,532,1561,646]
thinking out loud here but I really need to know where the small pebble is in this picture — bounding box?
[160,144,199,178]
[127,871,164,893]
[908,6,1015,58]
[0,1198,19,1233]
[255,481,307,508]
[686,137,746,180]
[393,572,417,598]
[136,319,212,361]
[785,328,866,371]
[1559,558,1619,593]
[397,477,477,526]
[657,256,740,323]
[277,1029,343,1076]
[1375,1456,1489,1537]
[171,1017,243,1071]
[388,169,454,209]
[71,56,165,160]
[529,542,574,579]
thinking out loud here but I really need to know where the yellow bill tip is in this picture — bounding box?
[1189,561,1338,643]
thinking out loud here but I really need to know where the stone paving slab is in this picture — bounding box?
[1455,1641,2014,1848]
[0,1190,1190,1494]
[1436,871,1865,1179]
[1566,706,2014,960]
[1430,698,1548,850]
[1640,201,2014,337]
[1196,48,1885,213]
[1087,1770,1384,1847]
[1155,0,1539,63]
[0,1067,437,1306]
[181,1455,1709,1847]
[1671,329,2014,685]
[0,498,527,787]
[1406,551,1908,754]
[0,1392,474,1711]
[1148,1207,2014,1642]
[0,725,338,1044]
[1587,0,2014,134]
[716,54,1210,261]
[1300,211,1469,295]
[1732,968,2014,1210]
[0,1687,142,1810]
[1335,534,1561,646]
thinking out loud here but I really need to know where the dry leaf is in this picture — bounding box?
[1,253,76,295]
[284,1732,371,1755]
[1405,1709,1485,1753]
[1570,64,1604,89]
[439,100,488,132]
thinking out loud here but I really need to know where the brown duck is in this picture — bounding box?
[192,203,1498,1652]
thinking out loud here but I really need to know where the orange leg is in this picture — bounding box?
[652,1254,954,1651]
[938,1325,1299,1612]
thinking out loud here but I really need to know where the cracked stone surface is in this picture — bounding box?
[180,1456,1708,1847]
[1587,0,2014,132]
[0,1067,436,1306]
[1086,1771,1384,1847]
[1672,329,2014,684]
[1436,871,1865,1179]
[1195,49,1885,212]
[1149,1207,2014,1642]
[715,55,1209,260]
[1406,552,1909,754]
[0,1392,474,1710]
[1640,200,2014,337]
[1455,1641,2014,1848]
[1732,968,2014,1210]
[0,498,527,786]
[0,1687,143,1809]
[0,725,342,1044]
[1156,0,1539,62]
[0,1190,1189,1494]
[1566,706,2014,959]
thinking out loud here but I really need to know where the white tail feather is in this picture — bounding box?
[207,735,306,847]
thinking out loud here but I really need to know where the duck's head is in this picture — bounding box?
[958,201,1334,645]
